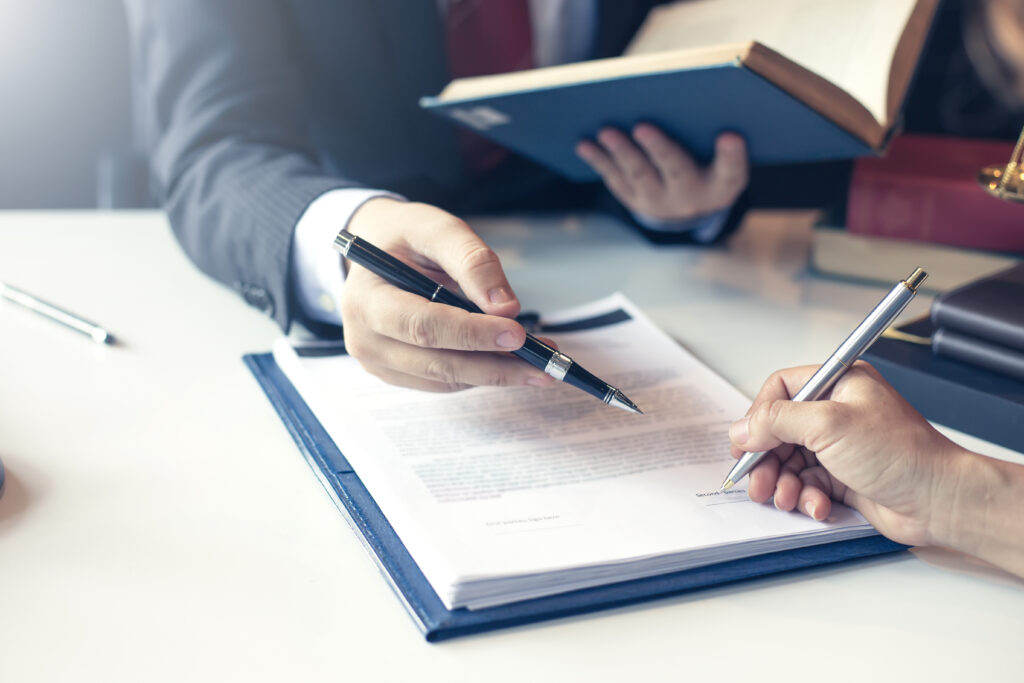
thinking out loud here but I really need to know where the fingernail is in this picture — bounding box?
[488,287,513,304]
[805,501,818,519]
[729,417,749,444]
[598,129,619,146]
[719,136,742,155]
[496,331,520,349]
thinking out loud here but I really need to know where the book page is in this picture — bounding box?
[275,294,872,609]
[628,0,924,125]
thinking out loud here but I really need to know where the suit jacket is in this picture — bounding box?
[124,0,670,331]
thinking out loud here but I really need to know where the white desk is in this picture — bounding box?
[1,211,1021,682]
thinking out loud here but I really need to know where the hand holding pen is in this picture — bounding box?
[335,199,640,412]
[336,199,554,391]
[721,268,927,491]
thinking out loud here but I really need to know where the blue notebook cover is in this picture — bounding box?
[244,352,906,641]
[420,55,874,182]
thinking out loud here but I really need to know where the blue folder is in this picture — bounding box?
[244,352,906,641]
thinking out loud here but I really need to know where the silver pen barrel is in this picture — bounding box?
[721,268,927,490]
[0,281,115,345]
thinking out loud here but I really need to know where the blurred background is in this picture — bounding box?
[0,1,1017,212]
[0,0,148,209]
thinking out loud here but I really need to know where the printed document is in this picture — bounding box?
[274,294,874,609]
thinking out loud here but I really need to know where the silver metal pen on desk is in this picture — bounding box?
[0,281,117,345]
[721,267,928,491]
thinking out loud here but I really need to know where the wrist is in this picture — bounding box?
[928,445,1003,554]
[347,196,409,238]
[292,187,401,327]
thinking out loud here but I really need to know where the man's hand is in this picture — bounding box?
[728,363,965,548]
[340,197,556,392]
[575,124,748,222]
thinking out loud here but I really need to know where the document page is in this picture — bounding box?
[275,294,874,609]
[628,0,923,125]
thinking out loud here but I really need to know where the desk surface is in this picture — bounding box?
[0,211,1021,682]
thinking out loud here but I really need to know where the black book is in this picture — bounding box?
[864,316,1024,453]
[931,327,1024,382]
[931,263,1024,352]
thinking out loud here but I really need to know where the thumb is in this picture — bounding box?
[732,399,845,455]
[705,132,748,208]
[409,214,521,318]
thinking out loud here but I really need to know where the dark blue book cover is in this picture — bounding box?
[421,45,877,182]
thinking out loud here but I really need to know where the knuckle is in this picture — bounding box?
[671,173,703,197]
[404,310,438,348]
[805,403,845,453]
[766,369,788,389]
[459,243,500,274]
[455,321,483,351]
[633,186,660,207]
[725,173,747,196]
[817,400,844,426]
[595,164,618,181]
[606,184,632,205]
[627,165,653,183]
[852,360,880,379]
[643,142,670,162]
[765,398,787,425]
[423,357,458,385]
[338,292,360,320]
[722,169,749,195]
[359,361,389,383]
[344,335,367,359]
[342,328,373,361]
[485,370,510,387]
[670,198,698,217]
[664,165,693,183]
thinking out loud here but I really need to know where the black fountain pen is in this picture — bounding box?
[333,229,642,414]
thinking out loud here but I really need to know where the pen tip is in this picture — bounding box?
[608,390,643,414]
[720,479,735,491]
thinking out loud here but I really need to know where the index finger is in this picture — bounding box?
[631,123,700,190]
[744,365,821,417]
[355,277,526,353]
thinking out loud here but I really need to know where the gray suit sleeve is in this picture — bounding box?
[124,0,352,330]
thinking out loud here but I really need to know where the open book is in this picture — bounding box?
[420,0,939,181]
[271,294,879,612]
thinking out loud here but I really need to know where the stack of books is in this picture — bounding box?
[864,267,1024,453]
[930,264,1024,381]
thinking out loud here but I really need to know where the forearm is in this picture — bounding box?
[164,148,348,330]
[125,0,354,330]
[934,447,1024,578]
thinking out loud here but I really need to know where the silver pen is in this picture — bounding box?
[721,267,928,491]
[0,281,117,345]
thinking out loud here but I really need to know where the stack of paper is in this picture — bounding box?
[274,294,875,610]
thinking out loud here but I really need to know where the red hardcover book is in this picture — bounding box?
[846,134,1024,252]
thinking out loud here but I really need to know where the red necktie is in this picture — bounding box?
[445,0,533,173]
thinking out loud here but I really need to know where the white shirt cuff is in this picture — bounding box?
[292,188,405,326]
[632,206,731,243]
